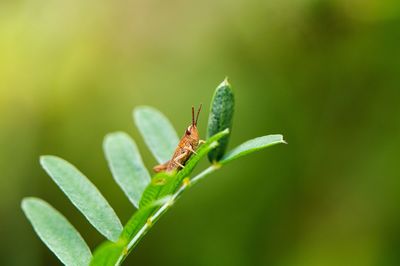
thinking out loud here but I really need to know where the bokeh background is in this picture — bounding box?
[1,0,400,265]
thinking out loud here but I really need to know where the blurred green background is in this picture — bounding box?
[1,0,400,265]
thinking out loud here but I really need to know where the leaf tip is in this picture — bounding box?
[39,155,53,166]
[132,105,151,124]
[219,77,231,88]
[21,197,42,213]
[21,197,31,210]
[39,155,63,169]
[276,134,287,144]
[104,131,128,144]
[133,105,154,118]
[132,106,142,117]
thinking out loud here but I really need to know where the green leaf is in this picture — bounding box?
[207,78,235,162]
[21,197,92,266]
[40,155,123,242]
[160,128,230,196]
[133,106,179,164]
[90,207,156,266]
[91,129,233,264]
[120,196,172,248]
[139,172,175,208]
[138,130,228,208]
[220,134,286,165]
[104,132,151,208]
[91,196,173,266]
[90,241,125,266]
[119,205,157,244]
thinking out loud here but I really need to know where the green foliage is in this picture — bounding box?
[119,204,159,243]
[161,128,228,195]
[22,79,285,266]
[139,172,175,208]
[40,156,123,241]
[133,106,179,163]
[207,78,235,162]
[220,134,286,165]
[21,198,92,266]
[89,241,124,266]
[104,132,151,208]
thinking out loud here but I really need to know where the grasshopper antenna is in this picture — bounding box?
[195,103,202,125]
[192,106,195,126]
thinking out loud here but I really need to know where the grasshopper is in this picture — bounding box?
[153,104,205,173]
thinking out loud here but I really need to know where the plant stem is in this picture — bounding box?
[115,164,221,265]
[191,164,220,185]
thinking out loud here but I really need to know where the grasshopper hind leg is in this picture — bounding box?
[153,161,170,173]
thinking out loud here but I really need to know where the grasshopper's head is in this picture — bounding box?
[185,104,202,144]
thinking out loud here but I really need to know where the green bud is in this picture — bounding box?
[207,78,235,162]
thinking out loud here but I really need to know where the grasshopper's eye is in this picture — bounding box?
[186,126,191,135]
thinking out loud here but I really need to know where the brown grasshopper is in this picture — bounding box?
[153,104,205,173]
